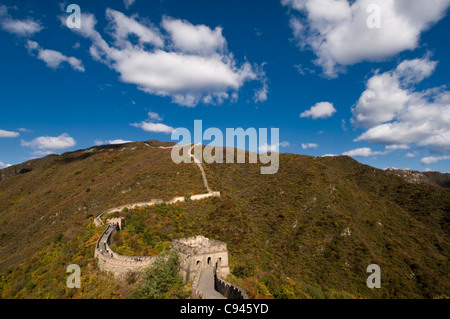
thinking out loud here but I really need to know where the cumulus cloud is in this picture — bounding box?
[64,9,265,106]
[342,144,408,157]
[0,129,19,138]
[0,5,43,37]
[162,16,227,56]
[131,111,174,134]
[132,122,175,134]
[420,155,450,165]
[21,133,76,151]
[352,56,450,154]
[282,0,450,77]
[300,102,336,119]
[343,147,382,157]
[301,143,318,149]
[26,40,85,72]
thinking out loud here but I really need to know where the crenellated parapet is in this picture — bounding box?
[94,223,157,279]
[172,236,230,285]
[214,273,248,299]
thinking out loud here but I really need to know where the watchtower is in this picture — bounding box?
[171,236,230,283]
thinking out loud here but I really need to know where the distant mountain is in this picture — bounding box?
[386,168,450,189]
[424,171,450,189]
[0,141,448,299]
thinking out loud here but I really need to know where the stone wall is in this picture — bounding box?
[214,272,248,299]
[94,193,220,227]
[95,251,156,279]
[94,225,157,279]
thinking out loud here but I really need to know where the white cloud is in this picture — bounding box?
[258,144,278,153]
[147,111,162,121]
[0,161,12,169]
[108,139,133,145]
[0,5,43,37]
[259,141,290,153]
[343,144,411,157]
[26,40,85,72]
[396,57,439,84]
[131,122,175,134]
[1,18,42,36]
[105,9,163,48]
[351,71,410,127]
[301,143,318,149]
[0,129,19,138]
[420,155,450,165]
[343,147,378,157]
[405,152,419,158]
[162,16,226,56]
[322,154,338,157]
[131,111,174,134]
[352,56,438,127]
[124,0,136,10]
[21,133,76,151]
[385,144,410,151]
[300,102,336,119]
[95,139,133,145]
[352,56,450,154]
[282,0,450,77]
[65,9,265,106]
[254,80,269,103]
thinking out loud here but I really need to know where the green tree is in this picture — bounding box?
[131,251,190,299]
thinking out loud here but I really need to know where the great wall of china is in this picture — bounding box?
[93,144,247,299]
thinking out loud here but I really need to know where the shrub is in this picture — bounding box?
[131,251,190,299]
[53,233,64,243]
[232,262,257,278]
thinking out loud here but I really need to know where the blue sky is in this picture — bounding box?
[0,0,450,172]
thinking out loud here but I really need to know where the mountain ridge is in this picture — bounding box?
[0,140,448,299]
